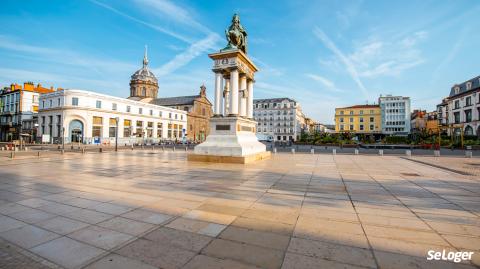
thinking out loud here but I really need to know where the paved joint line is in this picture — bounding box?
[339,155,380,269]
[400,157,474,176]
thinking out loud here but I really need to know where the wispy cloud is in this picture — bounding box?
[348,31,427,78]
[89,0,194,43]
[153,33,220,76]
[132,0,211,34]
[305,73,344,93]
[431,26,468,83]
[0,35,136,75]
[313,27,369,98]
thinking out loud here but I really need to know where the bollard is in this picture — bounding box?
[61,149,64,155]
[173,146,176,152]
[131,145,134,150]
[82,148,85,154]
[311,148,314,154]
[434,150,440,157]
[152,146,155,151]
[406,150,411,157]
[185,146,188,152]
[355,149,359,155]
[99,148,103,153]
[379,149,383,156]
[332,149,336,155]
[273,148,277,154]
[162,145,165,151]
[10,151,15,159]
[291,148,295,154]
[466,151,472,158]
[37,151,41,158]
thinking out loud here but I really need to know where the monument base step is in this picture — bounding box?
[187,151,271,164]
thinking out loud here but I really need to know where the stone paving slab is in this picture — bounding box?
[0,151,479,269]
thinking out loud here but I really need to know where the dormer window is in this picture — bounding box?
[466,82,472,90]
[454,87,460,94]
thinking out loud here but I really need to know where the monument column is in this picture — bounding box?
[247,79,254,118]
[223,78,230,115]
[239,74,247,117]
[229,69,239,115]
[214,72,222,115]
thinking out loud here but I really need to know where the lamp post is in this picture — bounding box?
[115,117,119,152]
[62,127,65,150]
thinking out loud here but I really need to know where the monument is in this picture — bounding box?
[188,14,271,164]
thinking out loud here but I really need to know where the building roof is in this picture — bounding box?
[449,75,480,97]
[151,95,199,106]
[336,104,380,109]
[253,97,297,103]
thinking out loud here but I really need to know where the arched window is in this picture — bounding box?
[464,125,474,136]
[142,87,146,96]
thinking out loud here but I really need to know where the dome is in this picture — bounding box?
[130,46,158,84]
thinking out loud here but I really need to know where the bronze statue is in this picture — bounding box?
[223,14,248,54]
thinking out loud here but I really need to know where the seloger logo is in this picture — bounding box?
[427,250,474,263]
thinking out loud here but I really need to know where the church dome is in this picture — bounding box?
[130,48,158,84]
[128,46,159,100]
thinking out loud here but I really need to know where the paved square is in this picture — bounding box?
[0,151,479,268]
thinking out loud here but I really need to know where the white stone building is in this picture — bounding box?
[378,95,411,135]
[437,75,480,136]
[37,89,187,145]
[253,98,307,142]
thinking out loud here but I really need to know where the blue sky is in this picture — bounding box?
[1,0,479,123]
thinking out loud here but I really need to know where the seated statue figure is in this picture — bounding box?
[224,14,248,54]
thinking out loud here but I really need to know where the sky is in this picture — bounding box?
[1,0,479,124]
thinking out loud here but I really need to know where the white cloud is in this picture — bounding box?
[133,0,211,34]
[89,0,194,43]
[305,73,334,88]
[313,27,369,98]
[153,33,220,76]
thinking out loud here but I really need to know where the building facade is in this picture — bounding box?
[334,105,381,134]
[37,89,187,145]
[0,82,55,142]
[410,109,427,134]
[253,98,307,142]
[379,95,411,135]
[153,85,213,142]
[437,75,480,137]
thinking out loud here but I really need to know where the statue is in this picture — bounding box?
[223,14,248,54]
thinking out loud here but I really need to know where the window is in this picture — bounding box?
[339,118,344,123]
[465,110,472,122]
[454,87,460,94]
[112,103,117,110]
[136,121,143,137]
[147,122,153,137]
[159,111,163,117]
[157,123,163,138]
[454,112,460,124]
[109,118,117,138]
[340,111,344,115]
[466,96,472,106]
[49,100,52,107]
[96,100,102,109]
[92,116,103,137]
[349,118,353,122]
[57,98,60,106]
[360,117,364,122]
[370,124,374,130]
[124,119,131,137]
[149,109,153,116]
[360,110,364,115]
[349,111,353,115]
[466,82,472,90]
[42,100,45,108]
[349,125,354,130]
[360,125,364,131]
[370,117,374,122]
[370,110,374,114]
[454,100,460,109]
[126,106,131,112]
[139,108,143,114]
[169,113,172,119]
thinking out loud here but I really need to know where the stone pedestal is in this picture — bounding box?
[188,48,270,164]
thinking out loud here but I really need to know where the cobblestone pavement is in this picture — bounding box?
[0,151,479,269]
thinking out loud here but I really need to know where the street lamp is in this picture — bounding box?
[62,127,65,150]
[115,117,119,152]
